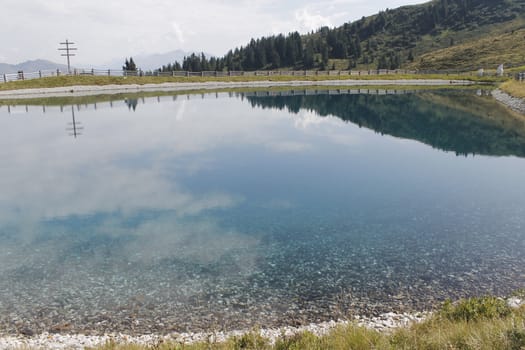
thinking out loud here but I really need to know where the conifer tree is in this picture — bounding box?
[123,57,137,71]
[303,41,315,69]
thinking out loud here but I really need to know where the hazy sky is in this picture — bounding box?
[1,0,425,66]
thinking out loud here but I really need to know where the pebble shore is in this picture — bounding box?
[0,311,429,350]
[1,296,522,350]
[1,297,523,350]
[492,89,525,114]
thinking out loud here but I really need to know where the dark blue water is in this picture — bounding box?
[0,90,524,335]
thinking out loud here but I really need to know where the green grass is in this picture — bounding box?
[86,296,525,350]
[0,73,503,93]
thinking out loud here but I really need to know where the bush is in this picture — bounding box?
[440,296,511,322]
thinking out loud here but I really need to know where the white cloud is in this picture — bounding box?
[0,0,427,66]
[295,8,333,31]
[171,21,186,44]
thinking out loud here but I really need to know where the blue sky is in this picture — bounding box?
[1,0,425,66]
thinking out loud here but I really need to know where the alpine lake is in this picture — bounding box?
[1,87,524,335]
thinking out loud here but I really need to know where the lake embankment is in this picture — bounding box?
[0,79,476,100]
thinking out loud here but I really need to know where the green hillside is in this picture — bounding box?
[158,0,525,73]
[406,25,525,71]
[333,0,525,70]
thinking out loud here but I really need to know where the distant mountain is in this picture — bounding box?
[0,59,69,74]
[104,50,214,72]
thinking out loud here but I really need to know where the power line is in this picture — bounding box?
[58,39,77,74]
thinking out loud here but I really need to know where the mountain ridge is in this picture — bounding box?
[0,59,69,74]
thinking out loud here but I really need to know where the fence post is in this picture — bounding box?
[108,69,111,76]
[186,71,190,77]
[57,69,60,76]
[201,71,204,77]
[3,74,6,83]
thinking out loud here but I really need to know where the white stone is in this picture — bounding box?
[507,297,523,309]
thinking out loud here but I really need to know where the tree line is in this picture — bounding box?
[150,0,516,73]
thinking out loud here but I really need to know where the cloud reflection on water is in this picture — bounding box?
[0,94,354,274]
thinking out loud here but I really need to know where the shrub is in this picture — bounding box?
[440,296,511,322]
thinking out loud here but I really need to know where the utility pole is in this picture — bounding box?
[58,39,77,74]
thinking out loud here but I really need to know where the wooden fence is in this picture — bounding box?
[0,67,510,84]
[1,69,64,82]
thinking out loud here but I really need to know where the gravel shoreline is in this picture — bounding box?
[0,79,475,100]
[2,297,522,349]
[492,89,525,114]
[0,311,429,350]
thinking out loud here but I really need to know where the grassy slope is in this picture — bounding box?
[91,296,525,350]
[408,26,525,71]
[406,14,525,70]
[412,16,525,55]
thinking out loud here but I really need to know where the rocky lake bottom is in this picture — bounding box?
[1,213,524,336]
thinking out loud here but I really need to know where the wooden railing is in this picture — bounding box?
[1,68,422,83]
[0,67,511,84]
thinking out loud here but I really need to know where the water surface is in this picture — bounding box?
[0,89,524,335]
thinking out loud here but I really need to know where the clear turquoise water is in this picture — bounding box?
[0,90,524,334]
